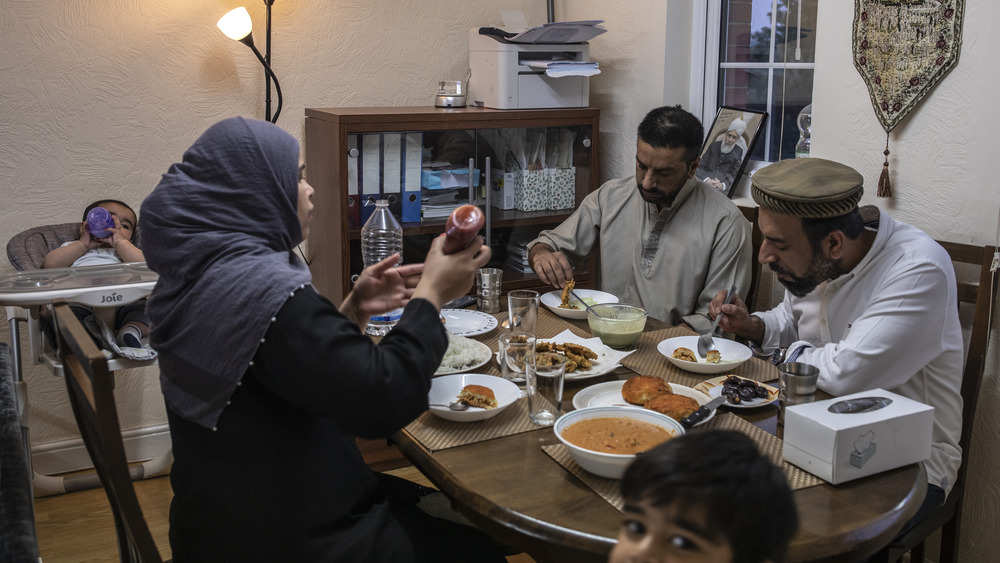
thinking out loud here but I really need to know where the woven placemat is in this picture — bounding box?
[404,394,555,451]
[697,413,824,491]
[542,444,626,511]
[541,412,823,513]
[620,327,779,387]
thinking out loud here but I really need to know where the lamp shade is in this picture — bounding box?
[218,7,253,41]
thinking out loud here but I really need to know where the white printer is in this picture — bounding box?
[468,29,591,110]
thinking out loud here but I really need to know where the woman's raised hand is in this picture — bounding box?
[413,234,491,310]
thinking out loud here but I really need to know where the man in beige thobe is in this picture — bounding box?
[528,106,752,332]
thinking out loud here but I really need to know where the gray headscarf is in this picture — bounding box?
[141,117,312,429]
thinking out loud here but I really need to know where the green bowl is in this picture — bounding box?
[587,304,648,349]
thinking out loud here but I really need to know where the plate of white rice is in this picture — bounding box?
[435,333,493,375]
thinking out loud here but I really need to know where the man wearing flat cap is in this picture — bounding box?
[528,105,752,332]
[711,157,963,535]
[695,117,747,193]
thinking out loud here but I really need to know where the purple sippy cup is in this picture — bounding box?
[86,207,116,238]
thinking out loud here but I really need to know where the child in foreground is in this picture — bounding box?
[43,199,151,353]
[609,429,798,563]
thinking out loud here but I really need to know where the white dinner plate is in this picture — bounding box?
[706,379,779,409]
[493,329,633,381]
[442,309,498,337]
[656,336,752,374]
[540,289,619,319]
[571,380,715,426]
[494,341,618,381]
[435,339,493,376]
[427,373,521,422]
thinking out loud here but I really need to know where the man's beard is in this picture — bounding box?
[770,252,843,298]
[720,139,736,155]
[636,177,686,207]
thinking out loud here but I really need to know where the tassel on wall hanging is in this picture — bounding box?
[852,0,964,198]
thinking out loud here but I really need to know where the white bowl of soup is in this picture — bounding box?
[554,406,685,479]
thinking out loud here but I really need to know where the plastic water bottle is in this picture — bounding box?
[86,207,116,238]
[361,199,404,336]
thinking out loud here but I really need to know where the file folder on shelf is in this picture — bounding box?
[360,133,381,225]
[382,133,403,221]
[402,132,423,223]
[347,135,361,228]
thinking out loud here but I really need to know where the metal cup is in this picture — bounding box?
[777,362,820,424]
[475,268,503,313]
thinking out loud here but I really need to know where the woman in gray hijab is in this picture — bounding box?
[141,117,500,561]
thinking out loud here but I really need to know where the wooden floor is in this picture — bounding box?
[33,466,536,562]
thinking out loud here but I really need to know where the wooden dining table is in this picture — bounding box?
[391,307,925,563]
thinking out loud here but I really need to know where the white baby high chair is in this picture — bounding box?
[2,222,172,497]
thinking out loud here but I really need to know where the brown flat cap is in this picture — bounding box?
[751,158,864,218]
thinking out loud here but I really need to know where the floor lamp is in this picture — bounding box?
[217,4,283,123]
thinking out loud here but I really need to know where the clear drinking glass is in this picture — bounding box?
[507,290,539,336]
[499,332,535,383]
[526,352,568,426]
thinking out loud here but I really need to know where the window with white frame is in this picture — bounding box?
[702,0,817,163]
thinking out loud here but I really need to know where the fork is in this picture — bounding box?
[697,284,737,357]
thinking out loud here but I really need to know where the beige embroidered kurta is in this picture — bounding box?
[529,177,752,332]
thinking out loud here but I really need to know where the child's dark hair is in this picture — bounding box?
[82,199,139,241]
[621,429,798,563]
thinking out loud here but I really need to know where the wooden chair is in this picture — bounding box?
[53,301,165,563]
[738,205,764,311]
[887,242,998,562]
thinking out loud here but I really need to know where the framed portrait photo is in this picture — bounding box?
[696,106,767,198]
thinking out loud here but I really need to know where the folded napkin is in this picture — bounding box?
[535,329,635,378]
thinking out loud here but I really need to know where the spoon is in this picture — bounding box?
[430,401,470,411]
[569,289,603,318]
[697,284,737,357]
[500,315,521,330]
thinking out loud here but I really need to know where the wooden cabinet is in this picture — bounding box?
[304,106,600,304]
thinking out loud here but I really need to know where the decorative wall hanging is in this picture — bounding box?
[852,0,964,198]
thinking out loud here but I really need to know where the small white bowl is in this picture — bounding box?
[427,373,521,422]
[656,335,752,374]
[540,289,619,320]
[554,406,685,479]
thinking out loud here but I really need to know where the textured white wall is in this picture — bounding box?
[3,0,677,449]
[0,0,547,444]
[561,0,696,181]
[813,2,999,558]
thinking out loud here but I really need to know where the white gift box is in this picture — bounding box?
[782,388,933,484]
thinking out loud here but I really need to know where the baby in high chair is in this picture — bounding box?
[43,199,152,357]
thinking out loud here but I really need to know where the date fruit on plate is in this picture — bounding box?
[442,204,485,254]
[720,375,769,405]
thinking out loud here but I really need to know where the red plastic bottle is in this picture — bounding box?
[442,204,485,254]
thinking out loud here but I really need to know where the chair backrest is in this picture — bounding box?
[0,343,40,562]
[6,222,144,271]
[938,241,998,490]
[738,205,764,312]
[53,302,162,563]
[7,223,81,271]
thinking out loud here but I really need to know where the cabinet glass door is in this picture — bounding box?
[345,123,594,292]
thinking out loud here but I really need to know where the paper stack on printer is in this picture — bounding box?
[483,11,606,44]
[522,58,599,77]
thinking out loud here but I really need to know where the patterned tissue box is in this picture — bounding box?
[514,169,550,212]
[549,167,576,210]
